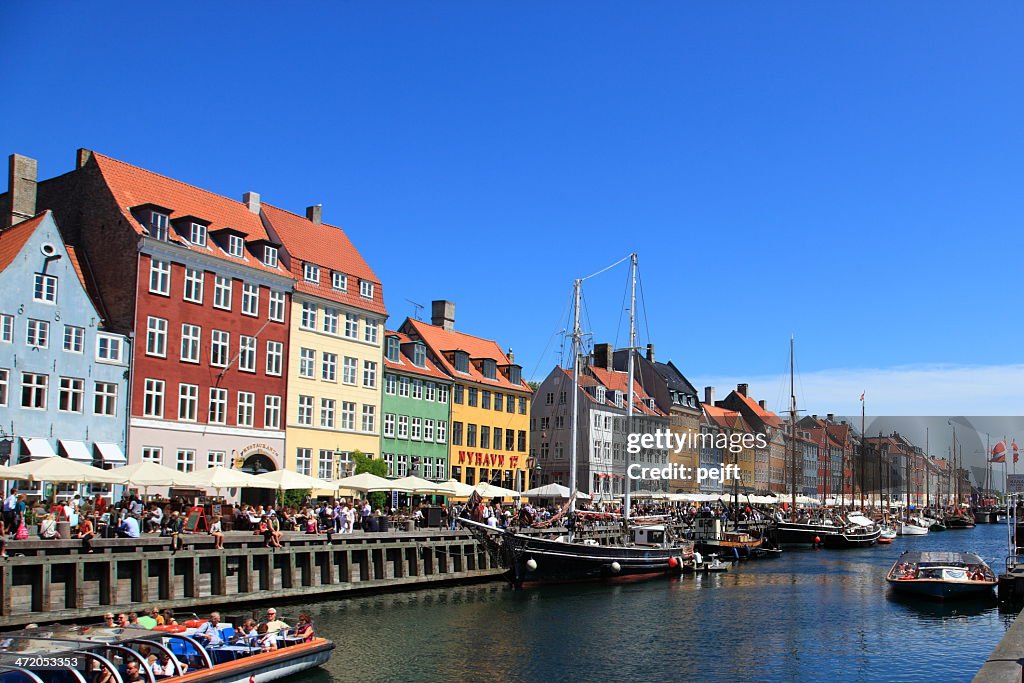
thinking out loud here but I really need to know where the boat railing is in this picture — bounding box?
[0,664,48,683]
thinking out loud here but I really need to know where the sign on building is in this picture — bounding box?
[1007,474,1024,494]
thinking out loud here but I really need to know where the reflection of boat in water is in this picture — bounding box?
[886,550,996,599]
[0,622,334,683]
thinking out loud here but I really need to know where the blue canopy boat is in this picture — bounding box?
[886,550,996,599]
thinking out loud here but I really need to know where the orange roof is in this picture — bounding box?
[404,318,530,392]
[703,404,749,431]
[0,211,47,272]
[382,330,451,381]
[262,203,385,315]
[91,153,285,276]
[733,391,784,428]
[587,365,665,416]
[64,245,88,293]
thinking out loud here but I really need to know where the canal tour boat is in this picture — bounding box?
[0,621,334,683]
[886,551,997,599]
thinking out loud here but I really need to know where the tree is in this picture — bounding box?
[352,450,388,510]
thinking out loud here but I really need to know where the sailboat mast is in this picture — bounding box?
[925,428,930,510]
[569,279,582,513]
[860,395,865,510]
[624,253,637,522]
[790,336,797,517]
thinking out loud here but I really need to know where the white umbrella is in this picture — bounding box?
[434,479,476,497]
[522,483,591,500]
[474,482,521,498]
[332,472,393,492]
[253,469,333,491]
[0,465,26,480]
[389,475,450,495]
[7,457,121,484]
[107,461,187,487]
[179,466,274,490]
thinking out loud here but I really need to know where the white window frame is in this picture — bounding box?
[146,316,167,357]
[266,340,283,376]
[63,325,84,354]
[241,283,259,317]
[227,234,245,258]
[264,395,281,429]
[263,246,278,268]
[303,263,320,284]
[209,388,228,424]
[320,398,336,428]
[318,450,334,480]
[149,259,171,295]
[96,334,123,363]
[295,448,312,476]
[300,302,318,330]
[183,267,204,303]
[399,376,410,397]
[58,376,85,413]
[332,271,347,291]
[397,415,409,439]
[437,421,447,443]
[383,413,396,438]
[141,447,162,465]
[341,402,356,431]
[26,319,49,348]
[384,374,396,395]
[0,314,12,343]
[299,348,315,378]
[323,308,339,335]
[178,383,199,422]
[34,273,58,304]
[21,372,47,409]
[207,450,226,468]
[322,352,337,382]
[143,378,164,418]
[94,380,117,416]
[344,313,358,339]
[237,391,255,427]
[150,211,169,241]
[360,280,374,298]
[361,404,376,433]
[175,448,196,473]
[190,222,207,246]
[411,417,422,441]
[238,335,257,373]
[438,385,449,404]
[364,320,378,344]
[268,290,285,322]
[180,324,201,363]
[213,275,232,310]
[210,330,230,367]
[342,357,357,385]
[363,360,377,389]
[297,395,314,426]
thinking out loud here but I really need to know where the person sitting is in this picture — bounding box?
[263,608,289,633]
[209,518,224,550]
[117,514,141,539]
[194,612,225,647]
[145,505,164,534]
[161,609,177,626]
[256,623,277,652]
[122,660,143,683]
[78,516,95,553]
[101,612,116,628]
[39,514,60,539]
[294,613,314,642]
[233,618,259,648]
[256,516,281,549]
[165,511,184,552]
[152,651,186,678]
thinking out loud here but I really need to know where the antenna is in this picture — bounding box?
[406,299,424,320]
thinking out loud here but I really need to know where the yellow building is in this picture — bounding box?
[402,302,533,492]
[264,204,386,480]
[704,405,756,494]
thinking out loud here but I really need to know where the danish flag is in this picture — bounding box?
[991,440,1007,463]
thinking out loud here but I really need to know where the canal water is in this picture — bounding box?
[293,522,1015,682]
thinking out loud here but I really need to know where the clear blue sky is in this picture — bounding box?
[2,3,1021,412]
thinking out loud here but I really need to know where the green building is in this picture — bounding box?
[381,329,452,481]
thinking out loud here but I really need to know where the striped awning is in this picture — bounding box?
[60,440,93,463]
[21,438,57,459]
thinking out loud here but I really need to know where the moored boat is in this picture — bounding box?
[897,518,929,536]
[886,551,996,599]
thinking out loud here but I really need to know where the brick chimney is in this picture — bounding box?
[646,343,655,362]
[431,300,455,331]
[76,148,92,169]
[758,399,766,409]
[827,413,834,422]
[306,205,322,224]
[737,383,748,396]
[507,348,515,363]
[243,191,261,214]
[7,154,37,228]
[704,386,715,405]
[593,343,613,372]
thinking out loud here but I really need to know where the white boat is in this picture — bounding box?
[897,518,929,536]
[704,554,729,572]
[879,524,897,540]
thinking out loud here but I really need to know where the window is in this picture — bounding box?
[323,308,339,335]
[227,234,245,258]
[266,341,283,376]
[178,383,198,421]
[451,421,462,446]
[34,273,57,303]
[96,335,123,362]
[207,450,226,468]
[518,430,527,452]
[213,276,232,310]
[364,320,378,344]
[183,268,204,303]
[295,448,312,476]
[467,424,477,448]
[437,421,447,443]
[361,405,376,433]
[241,283,259,316]
[519,397,527,415]
[384,413,396,438]
[454,351,469,373]
[297,347,316,378]
[210,330,230,367]
[264,395,281,429]
[142,447,162,465]
[424,419,435,441]
[0,314,11,343]
[493,392,504,412]
[319,450,334,480]
[493,427,503,450]
[453,384,463,404]
[150,212,169,241]
[481,390,491,410]
[468,387,478,407]
[411,417,422,440]
[63,325,84,353]
[21,372,47,409]
[268,291,285,322]
[175,449,196,473]
[143,378,164,417]
[506,429,515,451]
[341,402,356,430]
[546,392,554,406]
[425,382,436,401]
[438,385,449,404]
[385,374,397,395]
[209,388,228,424]
[301,302,317,330]
[263,246,278,268]
[344,313,358,339]
[399,376,410,397]
[322,352,337,382]
[397,415,409,438]
[26,319,48,348]
[482,359,496,380]
[332,272,347,291]
[385,336,400,362]
[146,316,167,357]
[320,398,335,428]
[94,381,117,416]
[239,336,256,372]
[411,379,423,399]
[189,222,207,246]
[237,391,255,427]
[58,377,84,413]
[480,425,490,449]
[363,360,377,388]
[343,357,357,385]
[383,452,395,477]
[149,259,170,295]
[509,366,522,385]
[507,395,515,413]
[303,263,320,284]
[360,280,374,298]
[180,324,201,363]
[297,395,314,426]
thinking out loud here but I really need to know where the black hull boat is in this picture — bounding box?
[775,518,880,548]
[460,519,694,588]
[945,516,976,529]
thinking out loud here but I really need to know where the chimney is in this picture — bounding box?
[593,343,613,372]
[646,343,655,362]
[826,413,834,422]
[737,383,748,396]
[758,400,766,409]
[7,154,37,228]
[704,386,715,405]
[431,300,455,331]
[76,148,93,169]
[306,204,322,224]
[507,348,515,363]
[243,191,261,214]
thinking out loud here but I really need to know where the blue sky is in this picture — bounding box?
[2,3,1022,417]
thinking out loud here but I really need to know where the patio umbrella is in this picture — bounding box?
[178,466,274,491]
[7,456,121,485]
[389,475,450,495]
[0,465,23,480]
[332,472,393,493]
[434,479,476,497]
[522,483,591,500]
[253,469,333,491]
[473,482,521,499]
[107,461,187,487]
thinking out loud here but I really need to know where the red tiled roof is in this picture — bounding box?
[587,366,665,416]
[703,404,750,431]
[733,392,784,428]
[65,245,89,293]
[383,330,451,381]
[0,211,47,272]
[91,153,286,276]
[262,204,385,315]
[404,318,530,393]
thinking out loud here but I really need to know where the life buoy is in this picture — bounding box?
[155,624,187,633]
[182,619,206,629]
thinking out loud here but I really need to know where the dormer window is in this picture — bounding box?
[595,385,606,403]
[190,223,207,247]
[263,246,278,268]
[413,344,427,368]
[150,212,169,241]
[612,391,623,408]
[332,272,347,291]
[360,280,374,298]
[454,351,469,373]
[303,263,320,284]
[385,336,400,362]
[482,359,496,380]
[227,234,245,258]
[508,365,522,385]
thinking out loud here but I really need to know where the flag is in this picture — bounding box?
[1014,440,1020,464]
[991,440,1007,463]
[859,392,865,402]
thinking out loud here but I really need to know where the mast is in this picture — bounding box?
[569,279,582,513]
[925,428,930,510]
[624,253,637,522]
[789,335,797,518]
[860,394,865,510]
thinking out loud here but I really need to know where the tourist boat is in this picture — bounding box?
[689,517,763,558]
[886,550,996,599]
[897,518,929,536]
[0,622,334,682]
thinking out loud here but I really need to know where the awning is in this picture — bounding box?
[60,440,93,463]
[95,442,127,465]
[21,438,57,459]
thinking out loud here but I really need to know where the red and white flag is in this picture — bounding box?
[991,440,1007,463]
[1013,440,1019,464]
[859,392,865,402]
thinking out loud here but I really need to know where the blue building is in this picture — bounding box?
[0,210,130,498]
